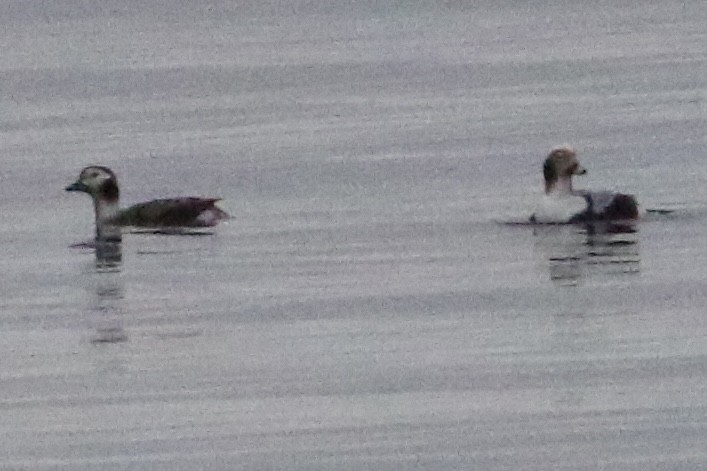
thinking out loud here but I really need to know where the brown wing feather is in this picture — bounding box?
[118,198,228,227]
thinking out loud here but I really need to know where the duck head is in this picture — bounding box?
[543,147,586,195]
[65,166,120,201]
[66,166,122,241]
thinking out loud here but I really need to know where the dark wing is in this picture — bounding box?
[569,191,638,222]
[117,198,229,227]
[600,193,639,220]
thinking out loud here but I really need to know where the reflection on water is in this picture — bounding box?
[534,222,640,286]
[95,240,122,270]
[90,240,127,343]
[91,283,127,344]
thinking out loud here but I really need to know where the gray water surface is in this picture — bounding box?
[2,1,707,469]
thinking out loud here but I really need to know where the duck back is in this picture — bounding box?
[570,191,638,222]
[116,198,229,227]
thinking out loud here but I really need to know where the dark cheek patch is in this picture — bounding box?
[543,159,557,182]
[99,179,120,201]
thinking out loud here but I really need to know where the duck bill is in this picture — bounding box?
[575,165,587,176]
[65,181,90,192]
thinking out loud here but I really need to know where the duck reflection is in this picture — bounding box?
[95,239,122,270]
[91,278,127,344]
[91,240,127,343]
[534,222,639,285]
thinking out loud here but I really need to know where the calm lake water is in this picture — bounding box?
[2,1,707,469]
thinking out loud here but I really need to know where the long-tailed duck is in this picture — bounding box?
[66,166,229,241]
[530,147,638,224]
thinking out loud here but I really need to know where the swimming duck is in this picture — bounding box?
[530,147,639,224]
[66,166,229,241]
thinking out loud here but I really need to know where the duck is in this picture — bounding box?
[66,166,229,241]
[530,147,639,224]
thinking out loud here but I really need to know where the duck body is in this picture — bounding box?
[114,197,229,228]
[530,147,638,224]
[66,166,229,241]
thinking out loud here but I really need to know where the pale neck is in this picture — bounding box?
[545,176,573,195]
[93,198,122,241]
